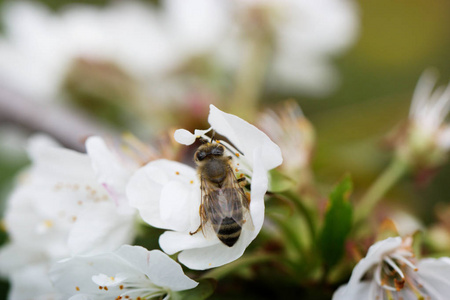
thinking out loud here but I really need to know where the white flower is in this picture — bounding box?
[49,245,198,300]
[217,0,359,96]
[257,100,314,174]
[0,135,136,275]
[398,70,450,166]
[7,262,62,300]
[0,1,228,101]
[85,136,140,214]
[333,236,450,300]
[0,1,170,100]
[409,70,450,149]
[127,105,282,269]
[0,135,137,299]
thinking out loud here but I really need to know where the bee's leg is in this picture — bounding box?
[189,204,205,235]
[189,224,202,235]
[245,191,251,205]
[237,176,248,187]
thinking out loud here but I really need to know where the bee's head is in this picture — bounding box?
[194,143,225,163]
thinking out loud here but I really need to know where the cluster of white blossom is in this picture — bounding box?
[2,1,450,297]
[0,0,358,102]
[0,74,450,299]
[0,105,282,298]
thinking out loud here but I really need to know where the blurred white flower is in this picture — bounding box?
[0,135,136,298]
[86,136,140,214]
[0,0,228,101]
[397,70,450,167]
[218,0,359,96]
[390,210,424,237]
[257,100,314,175]
[409,70,450,148]
[7,262,62,300]
[127,105,282,269]
[333,236,450,300]
[0,125,28,162]
[49,245,198,300]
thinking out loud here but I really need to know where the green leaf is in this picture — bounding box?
[268,169,295,193]
[172,278,217,300]
[318,176,353,268]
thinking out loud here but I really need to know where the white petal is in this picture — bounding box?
[8,263,60,300]
[0,240,45,277]
[437,126,450,150]
[174,128,212,145]
[248,146,269,234]
[418,257,450,299]
[208,105,282,170]
[67,202,135,255]
[85,136,136,213]
[348,237,402,286]
[174,129,197,145]
[127,159,199,231]
[176,228,259,270]
[69,295,93,300]
[160,181,196,231]
[115,246,198,291]
[159,231,219,255]
[332,281,373,300]
[49,250,138,297]
[91,273,127,286]
[27,134,60,156]
[410,69,438,118]
[28,139,97,183]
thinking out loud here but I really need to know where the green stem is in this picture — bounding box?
[202,253,277,280]
[268,212,308,260]
[280,190,317,242]
[354,157,409,225]
[228,34,271,121]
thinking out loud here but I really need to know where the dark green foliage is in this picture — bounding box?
[318,176,353,268]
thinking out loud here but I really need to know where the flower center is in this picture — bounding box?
[374,251,430,300]
[92,273,168,300]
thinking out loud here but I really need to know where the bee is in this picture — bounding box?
[190,141,253,247]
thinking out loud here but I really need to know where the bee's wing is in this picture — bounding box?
[201,166,254,236]
[199,176,218,239]
[225,167,254,231]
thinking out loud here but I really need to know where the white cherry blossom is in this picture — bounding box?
[0,1,228,101]
[409,70,450,150]
[217,0,359,96]
[85,136,139,214]
[6,262,62,300]
[257,100,315,175]
[0,135,136,298]
[397,70,450,167]
[127,105,282,269]
[49,245,198,300]
[333,236,450,300]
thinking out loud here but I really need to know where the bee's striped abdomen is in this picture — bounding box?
[214,217,242,247]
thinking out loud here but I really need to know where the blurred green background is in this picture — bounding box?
[0,0,449,298]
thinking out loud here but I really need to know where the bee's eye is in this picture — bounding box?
[196,150,207,161]
[211,146,224,156]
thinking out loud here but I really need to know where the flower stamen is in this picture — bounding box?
[391,253,419,272]
[405,275,427,300]
[384,257,405,279]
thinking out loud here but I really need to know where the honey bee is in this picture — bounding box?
[190,141,253,247]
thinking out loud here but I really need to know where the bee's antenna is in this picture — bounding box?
[210,131,216,143]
